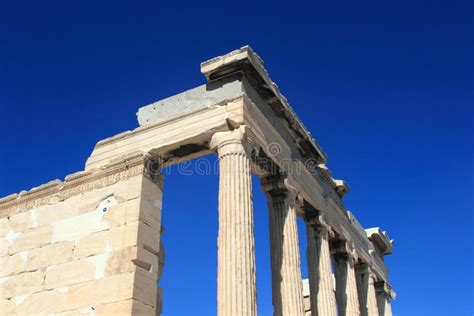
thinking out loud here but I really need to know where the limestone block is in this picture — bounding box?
[9,209,38,232]
[0,252,28,277]
[44,257,97,289]
[9,224,52,254]
[0,218,11,237]
[0,298,15,315]
[133,268,158,308]
[26,241,75,271]
[104,196,162,232]
[141,176,163,209]
[156,287,163,315]
[157,241,165,280]
[55,308,96,316]
[105,246,137,277]
[66,279,98,310]
[102,198,141,228]
[74,221,160,260]
[139,197,162,231]
[51,199,114,243]
[73,222,140,259]
[64,269,158,312]
[0,238,8,257]
[1,270,45,298]
[110,175,144,201]
[136,221,161,255]
[105,246,159,279]
[73,230,109,259]
[78,187,120,214]
[35,197,83,227]
[96,272,135,304]
[95,299,156,315]
[12,289,68,315]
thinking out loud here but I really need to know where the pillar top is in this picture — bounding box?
[209,126,257,159]
[210,126,245,149]
[331,239,358,263]
[261,174,297,192]
[375,281,397,300]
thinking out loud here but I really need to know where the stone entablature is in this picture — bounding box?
[0,46,395,315]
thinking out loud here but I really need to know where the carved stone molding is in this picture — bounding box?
[0,151,161,218]
[210,125,256,159]
[331,239,358,267]
[375,281,396,300]
[261,174,299,204]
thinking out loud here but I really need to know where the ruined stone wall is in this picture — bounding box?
[0,153,164,315]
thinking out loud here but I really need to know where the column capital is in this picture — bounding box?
[305,212,334,239]
[261,174,299,201]
[375,281,396,300]
[210,125,256,158]
[355,262,370,274]
[331,239,358,266]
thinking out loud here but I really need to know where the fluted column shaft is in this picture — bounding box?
[306,223,337,316]
[262,176,305,316]
[367,275,379,316]
[355,264,379,316]
[211,127,257,316]
[332,241,360,316]
[375,281,393,316]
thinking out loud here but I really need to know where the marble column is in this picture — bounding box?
[210,127,257,316]
[262,176,305,316]
[306,219,337,316]
[375,281,394,316]
[355,264,379,316]
[331,240,361,316]
[367,274,379,316]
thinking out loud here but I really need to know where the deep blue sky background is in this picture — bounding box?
[0,1,472,315]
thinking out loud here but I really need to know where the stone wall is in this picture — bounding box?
[0,152,164,315]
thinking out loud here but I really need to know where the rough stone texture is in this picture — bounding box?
[137,74,245,126]
[8,210,37,232]
[26,241,74,271]
[0,252,28,277]
[1,270,45,298]
[0,153,164,315]
[0,218,10,237]
[9,224,52,254]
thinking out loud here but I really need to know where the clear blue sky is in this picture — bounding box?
[0,1,472,315]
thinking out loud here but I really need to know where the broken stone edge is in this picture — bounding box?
[0,151,152,218]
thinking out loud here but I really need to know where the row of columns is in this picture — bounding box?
[210,128,393,316]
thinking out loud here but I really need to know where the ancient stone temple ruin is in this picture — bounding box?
[0,47,395,315]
